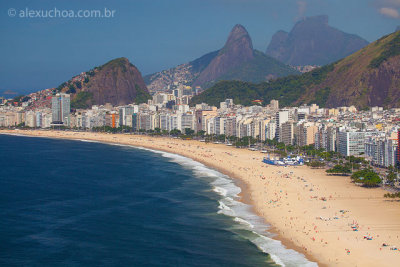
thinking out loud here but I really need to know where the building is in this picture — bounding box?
[296,122,318,147]
[365,135,398,167]
[51,93,70,126]
[265,121,276,140]
[275,110,290,141]
[338,130,366,156]
[119,105,138,126]
[280,120,295,145]
[269,99,279,110]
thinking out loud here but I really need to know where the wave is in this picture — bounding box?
[129,145,317,267]
[77,139,100,143]
[5,134,316,267]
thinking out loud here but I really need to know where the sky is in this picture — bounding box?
[1,0,399,95]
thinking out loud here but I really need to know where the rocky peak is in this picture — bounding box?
[220,24,254,60]
[193,24,255,87]
[266,15,369,66]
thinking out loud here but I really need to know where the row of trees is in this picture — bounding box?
[87,126,397,192]
[384,192,400,198]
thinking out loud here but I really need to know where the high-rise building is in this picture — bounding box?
[280,120,295,145]
[338,130,366,156]
[51,93,70,125]
[275,110,290,141]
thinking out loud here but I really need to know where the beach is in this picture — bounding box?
[3,129,400,266]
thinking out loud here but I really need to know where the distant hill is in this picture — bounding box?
[1,90,18,97]
[57,58,151,108]
[191,30,400,109]
[143,50,219,93]
[266,15,369,66]
[144,24,297,92]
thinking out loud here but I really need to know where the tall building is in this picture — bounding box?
[338,130,366,156]
[296,122,318,147]
[275,110,290,141]
[280,121,295,146]
[51,93,70,125]
[119,105,137,126]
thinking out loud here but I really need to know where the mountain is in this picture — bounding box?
[397,26,400,32]
[145,24,298,92]
[191,30,400,109]
[266,15,369,66]
[57,58,151,108]
[144,50,219,93]
[192,24,255,87]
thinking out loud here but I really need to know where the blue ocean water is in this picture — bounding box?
[0,134,315,267]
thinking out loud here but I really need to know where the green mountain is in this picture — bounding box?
[191,30,400,109]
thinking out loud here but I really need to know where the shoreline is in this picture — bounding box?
[3,129,400,266]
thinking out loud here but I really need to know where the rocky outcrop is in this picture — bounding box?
[266,15,369,66]
[145,24,297,91]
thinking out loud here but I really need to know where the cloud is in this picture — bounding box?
[374,0,400,19]
[380,7,400,18]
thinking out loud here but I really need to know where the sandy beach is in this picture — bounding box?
[3,129,400,266]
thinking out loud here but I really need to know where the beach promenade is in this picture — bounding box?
[3,129,400,266]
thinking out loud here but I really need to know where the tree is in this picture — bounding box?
[170,129,181,136]
[384,192,400,198]
[75,81,82,89]
[67,84,76,94]
[307,161,326,168]
[386,171,397,186]
[326,165,351,175]
[351,169,381,188]
[184,128,194,136]
[197,130,206,137]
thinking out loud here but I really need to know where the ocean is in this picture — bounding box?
[0,134,315,266]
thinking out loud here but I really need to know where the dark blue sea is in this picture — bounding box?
[0,134,315,266]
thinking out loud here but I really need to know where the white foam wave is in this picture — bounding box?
[234,217,254,228]
[130,145,317,267]
[31,140,316,267]
[78,139,100,143]
[213,186,227,196]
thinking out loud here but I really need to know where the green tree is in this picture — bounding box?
[326,165,351,175]
[184,128,195,135]
[387,171,397,186]
[197,130,206,137]
[351,169,381,188]
[170,129,181,136]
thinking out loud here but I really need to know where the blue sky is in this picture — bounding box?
[1,0,399,94]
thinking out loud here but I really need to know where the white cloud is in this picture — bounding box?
[379,7,400,18]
